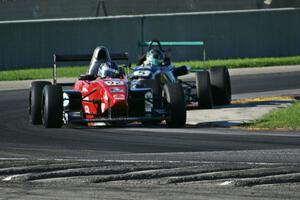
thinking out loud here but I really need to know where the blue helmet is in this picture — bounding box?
[98,62,119,78]
[146,49,163,66]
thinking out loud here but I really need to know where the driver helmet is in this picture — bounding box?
[146,49,163,66]
[97,61,119,78]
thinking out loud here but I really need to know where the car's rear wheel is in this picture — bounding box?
[29,81,51,124]
[209,66,231,106]
[42,85,63,128]
[163,83,186,128]
[195,71,213,109]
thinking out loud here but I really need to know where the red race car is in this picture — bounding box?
[29,46,186,128]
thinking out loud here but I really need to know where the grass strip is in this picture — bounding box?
[244,100,300,129]
[1,56,300,81]
[176,55,300,69]
[0,66,87,81]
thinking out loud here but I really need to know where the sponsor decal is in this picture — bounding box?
[144,91,153,112]
[101,103,106,113]
[105,80,124,86]
[83,96,89,101]
[110,87,124,93]
[82,87,88,92]
[103,90,108,101]
[113,94,125,100]
[133,70,151,77]
[63,93,69,107]
[84,106,90,114]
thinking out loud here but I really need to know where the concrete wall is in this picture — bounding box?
[142,8,300,60]
[270,0,300,8]
[102,0,259,15]
[0,0,100,21]
[0,8,299,69]
[0,0,260,21]
[1,0,298,21]
[0,17,142,69]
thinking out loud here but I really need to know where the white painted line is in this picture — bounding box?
[219,181,233,186]
[2,175,23,181]
[2,176,13,181]
[102,159,201,164]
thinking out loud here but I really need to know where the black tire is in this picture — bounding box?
[42,85,63,128]
[173,65,189,77]
[195,71,213,109]
[163,83,186,128]
[209,66,231,106]
[29,81,51,124]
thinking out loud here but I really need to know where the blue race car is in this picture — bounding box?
[130,40,231,110]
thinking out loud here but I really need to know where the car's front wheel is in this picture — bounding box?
[42,85,63,128]
[29,81,51,124]
[163,83,186,128]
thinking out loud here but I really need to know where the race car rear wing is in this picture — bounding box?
[53,53,128,84]
[138,40,206,61]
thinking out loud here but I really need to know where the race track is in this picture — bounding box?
[1,71,300,199]
[1,71,300,161]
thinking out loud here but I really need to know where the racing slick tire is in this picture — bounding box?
[42,85,63,128]
[195,71,213,109]
[209,66,231,106]
[163,83,186,128]
[29,81,51,124]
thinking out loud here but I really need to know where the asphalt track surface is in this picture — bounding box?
[232,71,300,94]
[0,71,300,161]
[1,72,300,199]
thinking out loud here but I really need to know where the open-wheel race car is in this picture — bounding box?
[132,40,232,109]
[29,46,186,128]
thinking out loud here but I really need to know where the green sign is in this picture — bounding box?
[142,41,204,46]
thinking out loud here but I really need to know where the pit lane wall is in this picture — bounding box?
[0,8,299,69]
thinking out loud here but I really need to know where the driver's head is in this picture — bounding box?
[98,61,119,78]
[146,49,163,66]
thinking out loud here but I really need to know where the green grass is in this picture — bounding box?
[245,100,300,129]
[0,66,87,81]
[1,55,300,81]
[176,55,300,69]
